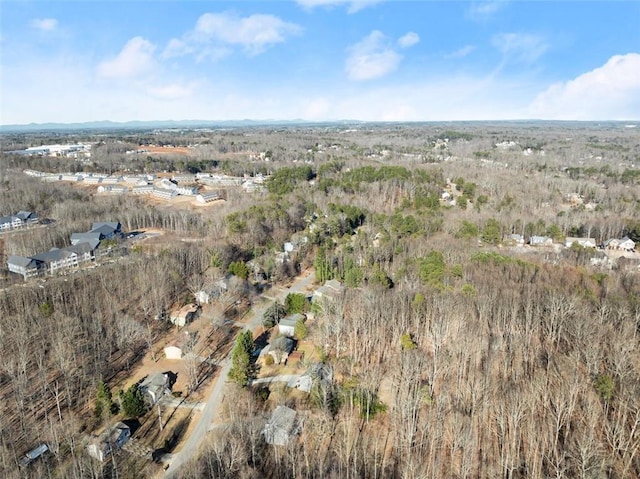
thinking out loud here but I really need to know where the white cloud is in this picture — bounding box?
[164,12,301,59]
[398,32,420,49]
[295,0,381,13]
[97,37,156,79]
[467,1,508,20]
[345,31,402,81]
[445,45,476,59]
[530,53,640,120]
[30,18,58,31]
[492,33,548,64]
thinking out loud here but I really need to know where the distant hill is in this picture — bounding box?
[0,119,362,133]
[0,119,635,133]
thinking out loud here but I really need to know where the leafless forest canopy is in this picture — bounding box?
[0,122,639,478]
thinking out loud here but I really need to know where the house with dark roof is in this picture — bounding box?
[139,372,175,406]
[7,255,41,279]
[87,422,130,462]
[0,211,38,231]
[71,232,102,246]
[90,222,122,239]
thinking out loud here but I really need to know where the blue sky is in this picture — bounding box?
[1,1,639,124]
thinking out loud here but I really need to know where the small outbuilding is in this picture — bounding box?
[170,304,200,327]
[164,345,183,360]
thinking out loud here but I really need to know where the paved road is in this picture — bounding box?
[164,269,315,478]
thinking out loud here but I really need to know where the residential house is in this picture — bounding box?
[312,279,345,303]
[262,406,300,446]
[565,237,597,248]
[71,231,102,246]
[15,211,39,224]
[618,236,636,251]
[0,211,38,231]
[0,215,22,231]
[268,336,295,364]
[87,422,130,462]
[196,192,220,204]
[153,187,177,200]
[603,237,636,251]
[30,248,79,275]
[170,304,200,327]
[172,174,197,183]
[529,236,553,247]
[41,175,62,182]
[90,222,122,239]
[132,185,154,195]
[60,174,83,182]
[8,234,98,279]
[194,283,225,304]
[139,372,173,406]
[160,178,178,190]
[278,313,305,338]
[175,186,198,196]
[7,255,40,279]
[97,185,128,194]
[100,176,122,184]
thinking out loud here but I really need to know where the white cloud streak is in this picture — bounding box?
[346,30,418,81]
[530,53,640,120]
[30,18,58,31]
[295,0,381,13]
[492,33,548,64]
[467,1,508,21]
[398,32,420,49]
[445,45,476,59]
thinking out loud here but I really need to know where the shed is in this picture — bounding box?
[164,345,183,360]
[170,304,200,327]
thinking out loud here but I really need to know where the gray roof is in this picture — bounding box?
[91,221,121,231]
[30,248,70,263]
[71,232,101,242]
[263,406,298,446]
[7,255,38,268]
[89,224,118,236]
[67,242,95,255]
[271,336,294,354]
[279,313,305,328]
[30,242,94,263]
[0,215,18,224]
[16,211,37,221]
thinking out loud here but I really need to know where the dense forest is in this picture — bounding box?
[0,122,639,478]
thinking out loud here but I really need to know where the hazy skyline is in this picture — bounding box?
[2,1,639,125]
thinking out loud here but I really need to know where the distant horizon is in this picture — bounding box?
[3,117,639,131]
[2,1,639,125]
